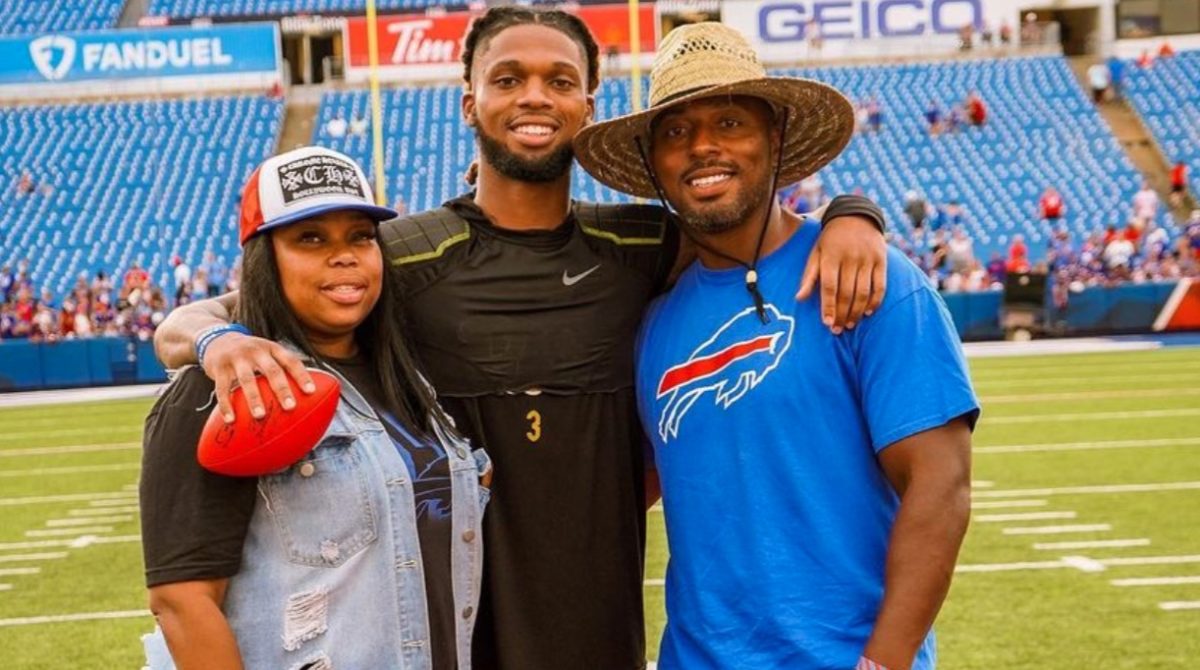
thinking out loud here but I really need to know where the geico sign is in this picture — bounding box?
[759,0,982,40]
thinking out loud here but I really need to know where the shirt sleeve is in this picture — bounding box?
[140,367,259,587]
[853,284,981,453]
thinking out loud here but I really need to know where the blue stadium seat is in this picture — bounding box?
[147,0,446,19]
[1124,50,1200,201]
[313,56,1163,261]
[1,96,283,297]
[0,0,124,36]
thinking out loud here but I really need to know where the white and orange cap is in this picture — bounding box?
[238,146,397,246]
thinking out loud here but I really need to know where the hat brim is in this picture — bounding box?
[573,77,854,199]
[256,202,400,237]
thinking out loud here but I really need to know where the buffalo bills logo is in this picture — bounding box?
[656,305,794,442]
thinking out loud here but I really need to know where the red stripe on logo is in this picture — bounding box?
[657,335,777,397]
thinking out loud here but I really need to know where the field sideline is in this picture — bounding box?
[0,343,1198,668]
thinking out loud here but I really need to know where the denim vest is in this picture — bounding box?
[144,368,490,670]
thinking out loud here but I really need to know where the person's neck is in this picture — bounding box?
[309,335,357,360]
[473,163,572,231]
[693,201,800,270]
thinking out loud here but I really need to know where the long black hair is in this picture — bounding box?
[235,233,454,438]
[462,6,601,94]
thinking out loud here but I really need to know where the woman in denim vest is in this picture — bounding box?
[140,147,490,670]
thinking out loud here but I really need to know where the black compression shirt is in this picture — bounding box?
[383,195,678,670]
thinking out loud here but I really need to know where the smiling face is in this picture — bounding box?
[650,95,779,236]
[270,210,382,358]
[463,24,595,183]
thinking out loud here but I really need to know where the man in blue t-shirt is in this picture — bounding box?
[574,23,980,670]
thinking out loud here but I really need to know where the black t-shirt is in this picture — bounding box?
[383,196,678,670]
[139,363,457,670]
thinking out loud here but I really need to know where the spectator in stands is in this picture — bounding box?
[1132,180,1159,223]
[1169,161,1188,208]
[201,251,227,298]
[1103,231,1136,279]
[1021,13,1042,44]
[799,173,827,211]
[350,113,368,136]
[226,258,242,293]
[946,227,975,273]
[1186,210,1200,260]
[866,96,883,132]
[190,268,209,304]
[0,264,12,301]
[958,23,974,51]
[1087,61,1110,104]
[936,200,967,231]
[965,91,987,126]
[1158,41,1176,58]
[123,262,149,295]
[944,105,964,133]
[805,19,823,55]
[171,255,191,307]
[15,170,33,196]
[986,251,1007,283]
[325,112,348,138]
[1007,234,1031,273]
[1107,55,1127,99]
[1142,220,1169,259]
[854,102,869,133]
[267,81,284,100]
[1137,49,1154,69]
[1039,186,1064,221]
[925,100,943,135]
[999,20,1013,46]
[904,190,930,232]
[980,21,994,46]
[1047,228,1075,270]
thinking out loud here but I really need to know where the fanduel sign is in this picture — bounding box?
[0,23,278,86]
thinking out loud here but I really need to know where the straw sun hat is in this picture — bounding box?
[573,22,854,199]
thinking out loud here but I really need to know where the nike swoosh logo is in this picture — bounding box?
[562,264,601,286]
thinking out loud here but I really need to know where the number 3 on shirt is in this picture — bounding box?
[526,410,542,443]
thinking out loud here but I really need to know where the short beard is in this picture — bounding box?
[675,192,761,236]
[476,128,574,183]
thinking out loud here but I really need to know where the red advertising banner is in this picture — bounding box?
[345,4,656,71]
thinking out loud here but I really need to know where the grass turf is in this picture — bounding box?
[0,347,1197,667]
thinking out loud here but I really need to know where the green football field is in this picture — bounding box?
[0,346,1198,668]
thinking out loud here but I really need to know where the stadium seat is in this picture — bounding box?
[1123,50,1200,201]
[0,0,124,36]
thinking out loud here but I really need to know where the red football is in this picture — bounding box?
[197,369,341,477]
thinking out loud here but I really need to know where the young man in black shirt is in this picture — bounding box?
[154,8,888,669]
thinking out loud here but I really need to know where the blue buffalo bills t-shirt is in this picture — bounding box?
[636,219,979,670]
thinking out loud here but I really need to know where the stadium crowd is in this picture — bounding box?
[0,255,240,341]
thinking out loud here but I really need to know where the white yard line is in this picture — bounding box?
[0,384,160,408]
[0,609,150,627]
[1060,556,1108,572]
[0,535,141,552]
[1159,601,1200,611]
[0,443,140,458]
[1001,523,1111,535]
[0,568,39,576]
[972,480,994,488]
[88,496,139,507]
[0,584,12,591]
[972,373,1200,389]
[971,500,1049,509]
[987,409,1200,424]
[979,388,1200,404]
[1112,576,1200,587]
[974,481,1200,499]
[68,506,140,517]
[972,361,1200,378]
[645,579,665,586]
[0,463,139,478]
[976,437,1200,455]
[963,339,1162,357]
[1034,539,1150,550]
[0,491,135,507]
[25,526,113,538]
[0,552,67,563]
[46,515,132,527]
[0,427,141,442]
[974,511,1076,523]
[958,554,1200,573]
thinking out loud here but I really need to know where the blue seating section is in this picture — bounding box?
[1123,50,1200,198]
[0,96,283,297]
[0,0,125,36]
[147,0,443,18]
[315,56,1157,261]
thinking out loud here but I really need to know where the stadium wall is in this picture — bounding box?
[1,282,1196,390]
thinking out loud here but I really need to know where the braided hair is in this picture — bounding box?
[461,6,601,94]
